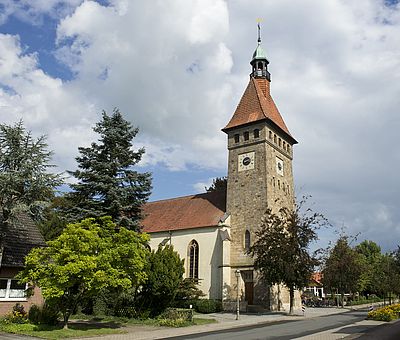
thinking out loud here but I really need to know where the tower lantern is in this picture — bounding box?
[250,23,270,81]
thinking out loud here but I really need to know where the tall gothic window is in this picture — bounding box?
[188,240,199,280]
[244,230,251,252]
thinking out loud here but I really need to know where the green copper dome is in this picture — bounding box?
[252,44,267,61]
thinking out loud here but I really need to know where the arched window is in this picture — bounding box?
[245,230,251,251]
[274,134,277,143]
[188,240,199,280]
[269,131,272,139]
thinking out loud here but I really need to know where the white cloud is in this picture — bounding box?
[193,178,214,193]
[1,0,400,250]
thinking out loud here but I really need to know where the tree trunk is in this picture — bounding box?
[63,310,70,329]
[289,286,294,315]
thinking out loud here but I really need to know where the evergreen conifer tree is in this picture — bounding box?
[0,120,62,222]
[67,109,152,230]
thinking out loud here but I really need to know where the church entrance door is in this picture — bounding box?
[245,282,254,304]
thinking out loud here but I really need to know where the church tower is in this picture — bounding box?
[222,26,298,309]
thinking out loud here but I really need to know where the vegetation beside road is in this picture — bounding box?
[0,307,216,339]
[368,303,400,322]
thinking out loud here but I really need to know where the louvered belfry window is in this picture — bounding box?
[188,240,199,280]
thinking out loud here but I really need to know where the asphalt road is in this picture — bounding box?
[167,309,370,340]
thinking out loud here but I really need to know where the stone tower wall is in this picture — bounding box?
[226,120,297,308]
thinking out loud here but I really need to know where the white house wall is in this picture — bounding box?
[147,227,222,299]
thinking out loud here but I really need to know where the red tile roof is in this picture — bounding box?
[311,272,323,285]
[223,77,297,144]
[142,191,226,233]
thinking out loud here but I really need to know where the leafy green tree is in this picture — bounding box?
[67,109,152,230]
[17,217,149,328]
[322,236,364,307]
[137,245,185,316]
[250,198,326,314]
[372,253,400,304]
[0,120,62,222]
[355,240,381,295]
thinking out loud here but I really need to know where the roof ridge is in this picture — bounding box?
[146,191,222,204]
[252,77,269,121]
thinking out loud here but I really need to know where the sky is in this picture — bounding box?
[0,0,399,251]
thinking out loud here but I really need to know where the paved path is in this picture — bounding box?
[86,305,376,340]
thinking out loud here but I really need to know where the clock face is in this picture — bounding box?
[276,157,284,176]
[238,152,255,171]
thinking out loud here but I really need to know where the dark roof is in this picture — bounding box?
[223,77,297,144]
[1,213,45,268]
[142,191,226,233]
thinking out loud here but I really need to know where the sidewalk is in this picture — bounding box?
[85,304,375,340]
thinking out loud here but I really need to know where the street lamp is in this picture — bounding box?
[235,269,241,320]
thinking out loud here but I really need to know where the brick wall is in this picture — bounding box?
[0,266,44,316]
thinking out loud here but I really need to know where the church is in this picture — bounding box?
[142,30,299,311]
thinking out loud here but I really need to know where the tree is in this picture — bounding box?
[66,109,152,230]
[137,245,185,316]
[355,240,382,295]
[322,236,364,307]
[205,177,227,193]
[17,217,149,328]
[0,120,62,223]
[372,252,400,304]
[250,197,326,314]
[38,194,73,241]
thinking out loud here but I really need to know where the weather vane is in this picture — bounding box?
[256,18,263,44]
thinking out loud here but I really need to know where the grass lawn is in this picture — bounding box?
[0,322,127,339]
[0,315,217,338]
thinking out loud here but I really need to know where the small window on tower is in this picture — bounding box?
[244,230,251,252]
[283,141,286,150]
[278,138,281,147]
[253,129,260,138]
[278,180,280,189]
[269,131,272,139]
[287,145,291,153]
[234,134,240,143]
[274,134,277,143]
[244,131,249,141]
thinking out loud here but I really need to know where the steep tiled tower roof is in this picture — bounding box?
[222,30,297,145]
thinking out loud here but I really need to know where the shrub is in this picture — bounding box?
[160,308,193,322]
[3,303,28,324]
[158,317,188,327]
[194,299,222,314]
[368,304,400,322]
[28,303,59,325]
